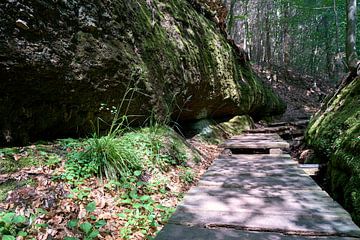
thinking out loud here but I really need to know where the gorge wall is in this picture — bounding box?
[306,77,360,224]
[0,0,285,145]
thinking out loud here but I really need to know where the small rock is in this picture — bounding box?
[221,149,232,156]
[15,19,29,30]
[299,149,315,164]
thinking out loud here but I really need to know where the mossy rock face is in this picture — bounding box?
[306,78,360,224]
[0,0,285,145]
[192,115,254,144]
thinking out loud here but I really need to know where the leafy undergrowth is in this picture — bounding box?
[0,126,221,239]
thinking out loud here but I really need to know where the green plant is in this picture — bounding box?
[179,167,195,183]
[116,177,176,239]
[0,212,29,239]
[62,87,146,182]
[45,154,62,168]
[87,134,142,180]
[63,130,143,182]
[65,202,106,240]
[68,186,92,201]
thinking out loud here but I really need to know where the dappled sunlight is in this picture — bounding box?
[156,133,360,239]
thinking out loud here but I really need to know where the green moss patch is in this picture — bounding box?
[192,115,254,144]
[306,78,360,224]
[0,179,35,202]
[0,145,62,174]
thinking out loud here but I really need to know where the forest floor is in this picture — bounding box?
[0,128,222,239]
[254,65,335,122]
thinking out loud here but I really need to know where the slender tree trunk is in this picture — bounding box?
[346,0,358,71]
[255,5,262,64]
[264,1,272,67]
[243,0,249,52]
[323,15,335,80]
[333,0,341,54]
[227,0,236,38]
[283,1,290,68]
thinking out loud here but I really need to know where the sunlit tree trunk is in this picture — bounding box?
[264,1,272,67]
[346,0,357,71]
[243,0,249,53]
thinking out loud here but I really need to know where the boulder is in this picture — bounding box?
[0,0,285,145]
[306,77,360,224]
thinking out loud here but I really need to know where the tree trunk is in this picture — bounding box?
[243,0,249,53]
[323,15,335,80]
[282,1,290,68]
[346,0,358,71]
[264,1,272,67]
[333,0,341,54]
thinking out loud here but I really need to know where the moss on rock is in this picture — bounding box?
[0,179,35,202]
[306,78,360,224]
[192,115,254,144]
[0,0,284,145]
[0,148,40,174]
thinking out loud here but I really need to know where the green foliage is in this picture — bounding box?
[45,154,62,168]
[0,212,29,239]
[179,167,195,183]
[67,186,92,201]
[62,125,197,182]
[65,201,106,240]
[115,176,175,239]
[83,134,142,180]
[0,149,37,174]
[62,133,141,182]
[227,0,360,78]
[306,78,360,224]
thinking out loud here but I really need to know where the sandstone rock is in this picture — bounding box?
[299,149,316,164]
[15,19,29,30]
[306,77,360,225]
[0,0,285,145]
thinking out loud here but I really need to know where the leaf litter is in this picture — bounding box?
[0,138,221,239]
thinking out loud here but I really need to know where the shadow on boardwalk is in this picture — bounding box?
[156,134,360,240]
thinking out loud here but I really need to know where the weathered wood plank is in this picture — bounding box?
[198,174,322,191]
[168,208,360,237]
[156,224,359,240]
[221,141,290,150]
[155,134,360,239]
[179,188,351,216]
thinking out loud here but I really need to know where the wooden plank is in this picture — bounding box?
[231,133,281,138]
[186,186,332,199]
[168,208,360,238]
[221,141,290,149]
[156,224,360,240]
[155,134,360,239]
[179,188,350,216]
[204,167,307,177]
[198,174,321,191]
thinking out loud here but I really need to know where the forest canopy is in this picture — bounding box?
[225,0,359,80]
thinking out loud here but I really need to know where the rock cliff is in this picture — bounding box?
[0,0,285,145]
[306,78,360,224]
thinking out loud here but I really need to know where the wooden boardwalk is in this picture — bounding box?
[156,133,360,240]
